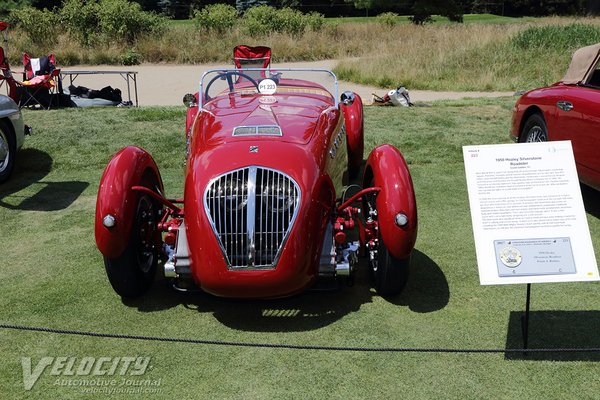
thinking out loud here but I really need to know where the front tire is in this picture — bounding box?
[371,234,410,296]
[0,120,16,184]
[104,191,160,298]
[520,113,548,143]
[364,183,410,296]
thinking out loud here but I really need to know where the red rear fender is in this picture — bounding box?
[341,92,364,171]
[95,146,164,258]
[364,145,417,260]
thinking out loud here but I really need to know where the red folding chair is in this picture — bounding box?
[18,52,62,109]
[0,21,18,103]
[0,47,17,102]
[233,45,271,81]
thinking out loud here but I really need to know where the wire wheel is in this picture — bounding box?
[134,195,157,274]
[0,120,16,183]
[521,113,548,143]
[104,189,160,298]
[363,181,410,296]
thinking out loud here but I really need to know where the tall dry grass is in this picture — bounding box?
[3,23,356,66]
[3,16,600,91]
[334,17,600,91]
[334,23,526,91]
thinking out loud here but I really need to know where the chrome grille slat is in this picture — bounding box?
[276,173,280,250]
[204,166,300,270]
[259,169,265,266]
[228,175,232,260]
[270,170,275,259]
[247,168,257,266]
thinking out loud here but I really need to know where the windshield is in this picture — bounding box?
[199,68,339,108]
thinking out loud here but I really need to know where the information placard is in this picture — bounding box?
[463,141,598,285]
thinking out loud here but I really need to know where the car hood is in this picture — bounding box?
[200,93,333,146]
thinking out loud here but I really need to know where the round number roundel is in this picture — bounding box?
[258,79,277,95]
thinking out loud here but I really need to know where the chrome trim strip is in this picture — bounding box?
[247,167,257,267]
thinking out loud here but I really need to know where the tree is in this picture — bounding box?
[589,0,600,14]
[343,0,405,15]
[236,0,268,13]
[410,0,463,24]
[347,0,374,9]
[0,0,32,17]
[276,0,300,7]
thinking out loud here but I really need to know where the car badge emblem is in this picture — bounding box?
[250,145,259,153]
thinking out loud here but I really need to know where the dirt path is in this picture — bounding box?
[61,60,515,106]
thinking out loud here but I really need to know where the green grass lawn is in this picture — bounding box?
[172,13,534,27]
[1,99,599,399]
[325,13,534,24]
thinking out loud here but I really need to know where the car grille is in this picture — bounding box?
[204,166,301,270]
[232,125,282,137]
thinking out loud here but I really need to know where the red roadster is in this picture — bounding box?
[510,43,600,191]
[95,52,417,299]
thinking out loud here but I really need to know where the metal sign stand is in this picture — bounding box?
[521,283,532,355]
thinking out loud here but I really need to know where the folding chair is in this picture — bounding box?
[0,21,18,102]
[18,52,62,109]
[0,47,17,102]
[233,45,271,81]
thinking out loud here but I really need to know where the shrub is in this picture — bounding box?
[306,12,324,32]
[377,12,399,27]
[97,0,166,44]
[193,4,238,34]
[243,5,280,36]
[276,7,306,36]
[60,0,100,46]
[243,5,323,37]
[9,6,59,48]
[511,23,600,52]
[121,49,142,65]
[60,0,166,46]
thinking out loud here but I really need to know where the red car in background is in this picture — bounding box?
[94,50,418,299]
[510,43,600,191]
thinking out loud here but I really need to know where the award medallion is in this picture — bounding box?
[499,246,522,268]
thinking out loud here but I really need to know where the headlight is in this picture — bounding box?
[213,180,248,211]
[263,185,294,213]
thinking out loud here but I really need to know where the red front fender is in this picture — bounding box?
[95,146,164,258]
[364,144,417,260]
[185,93,199,139]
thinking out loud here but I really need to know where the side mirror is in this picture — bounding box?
[340,91,355,106]
[183,93,197,108]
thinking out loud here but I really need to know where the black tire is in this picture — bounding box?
[520,113,548,143]
[0,120,16,184]
[348,163,360,181]
[371,234,410,296]
[363,181,410,296]
[104,190,160,298]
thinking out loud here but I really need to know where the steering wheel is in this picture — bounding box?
[204,71,260,102]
